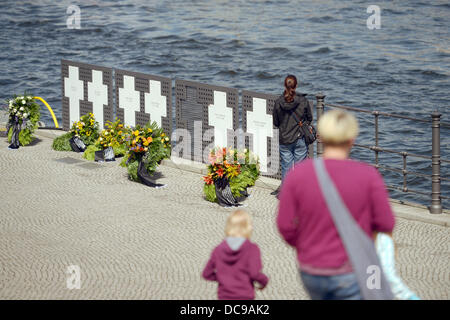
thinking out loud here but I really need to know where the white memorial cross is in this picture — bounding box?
[64,66,84,125]
[208,91,233,148]
[87,70,108,129]
[119,75,140,127]
[144,80,167,128]
[246,97,273,172]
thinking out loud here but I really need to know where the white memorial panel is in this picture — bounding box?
[64,66,84,126]
[246,97,273,172]
[208,91,233,148]
[144,80,167,128]
[119,75,140,127]
[87,70,108,129]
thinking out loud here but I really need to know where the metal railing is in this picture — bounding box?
[315,94,449,214]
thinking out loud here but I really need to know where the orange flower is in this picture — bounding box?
[203,175,213,185]
[147,137,153,143]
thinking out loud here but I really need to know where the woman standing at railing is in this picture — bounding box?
[271,75,312,198]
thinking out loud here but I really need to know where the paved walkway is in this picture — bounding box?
[0,132,448,299]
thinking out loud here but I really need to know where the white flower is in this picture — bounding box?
[20,106,24,111]
[81,122,85,126]
[165,137,169,141]
[104,132,108,135]
[13,109,17,113]
[27,96,32,100]
[23,113,28,118]
[22,100,26,105]
[111,130,114,133]
[99,137,103,141]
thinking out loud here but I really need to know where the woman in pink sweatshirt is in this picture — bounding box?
[202,210,269,300]
[277,110,395,300]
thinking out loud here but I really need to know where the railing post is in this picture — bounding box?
[430,111,442,214]
[401,152,408,192]
[373,111,380,168]
[316,93,325,157]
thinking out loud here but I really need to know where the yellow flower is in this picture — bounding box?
[134,130,139,136]
[161,133,165,137]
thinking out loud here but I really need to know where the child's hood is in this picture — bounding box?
[217,238,250,265]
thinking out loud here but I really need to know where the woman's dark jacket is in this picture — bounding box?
[272,93,313,145]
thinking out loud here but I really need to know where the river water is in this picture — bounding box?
[0,0,449,207]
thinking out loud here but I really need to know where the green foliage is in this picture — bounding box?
[126,159,139,182]
[203,169,258,202]
[52,132,72,151]
[6,93,40,146]
[7,126,36,147]
[52,113,101,153]
[122,121,171,182]
[203,148,260,203]
[112,143,127,158]
[204,183,217,202]
[82,145,101,161]
[119,155,128,168]
[82,119,130,161]
[69,113,100,146]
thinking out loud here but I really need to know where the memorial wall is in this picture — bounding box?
[62,59,315,179]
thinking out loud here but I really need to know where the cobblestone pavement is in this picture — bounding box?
[0,134,449,300]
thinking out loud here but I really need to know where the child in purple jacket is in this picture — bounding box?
[202,210,269,300]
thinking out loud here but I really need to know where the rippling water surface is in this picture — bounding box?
[0,0,449,207]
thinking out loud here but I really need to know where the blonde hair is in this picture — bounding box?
[225,210,252,238]
[318,109,359,145]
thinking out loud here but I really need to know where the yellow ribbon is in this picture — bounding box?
[33,96,59,128]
